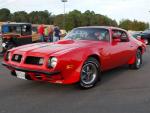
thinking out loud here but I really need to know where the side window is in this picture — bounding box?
[32,26,38,33]
[102,30,110,42]
[112,30,121,39]
[120,31,129,42]
[22,25,32,36]
[112,29,129,42]
[95,29,110,42]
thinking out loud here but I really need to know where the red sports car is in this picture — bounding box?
[2,26,146,89]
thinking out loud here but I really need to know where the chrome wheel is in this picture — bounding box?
[79,57,100,89]
[81,63,97,85]
[136,50,142,68]
[129,49,142,69]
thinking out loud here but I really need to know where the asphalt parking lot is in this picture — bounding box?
[0,47,150,113]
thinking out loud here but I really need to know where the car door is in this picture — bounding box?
[98,28,135,71]
[109,29,134,68]
[97,29,122,71]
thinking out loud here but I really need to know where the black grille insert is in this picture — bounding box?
[12,54,22,63]
[25,56,44,65]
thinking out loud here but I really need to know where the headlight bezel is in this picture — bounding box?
[48,57,58,68]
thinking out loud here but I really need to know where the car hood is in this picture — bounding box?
[11,40,97,56]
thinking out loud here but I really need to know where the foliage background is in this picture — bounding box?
[0,8,149,31]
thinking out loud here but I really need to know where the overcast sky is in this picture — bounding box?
[0,0,150,23]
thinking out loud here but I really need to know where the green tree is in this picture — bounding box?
[53,14,64,28]
[0,8,11,21]
[28,10,52,24]
[81,10,95,26]
[65,10,82,30]
[119,19,149,31]
[0,8,148,31]
[11,11,28,22]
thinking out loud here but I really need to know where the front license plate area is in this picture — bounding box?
[15,70,26,80]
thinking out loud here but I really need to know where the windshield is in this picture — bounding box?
[64,28,110,41]
[2,25,21,34]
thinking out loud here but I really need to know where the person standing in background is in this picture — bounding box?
[48,26,54,42]
[53,26,61,42]
[44,26,49,41]
[38,24,45,42]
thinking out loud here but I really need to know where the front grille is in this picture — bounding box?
[25,56,44,65]
[12,54,22,63]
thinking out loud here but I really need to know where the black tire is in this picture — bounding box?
[129,49,142,69]
[79,57,101,89]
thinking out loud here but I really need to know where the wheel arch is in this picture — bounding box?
[128,46,143,65]
[87,54,101,65]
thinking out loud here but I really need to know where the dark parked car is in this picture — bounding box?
[131,32,148,45]
[0,23,40,54]
[140,29,150,44]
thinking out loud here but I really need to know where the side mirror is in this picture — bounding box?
[112,38,120,45]
[112,33,121,43]
[113,38,121,42]
[120,36,129,42]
